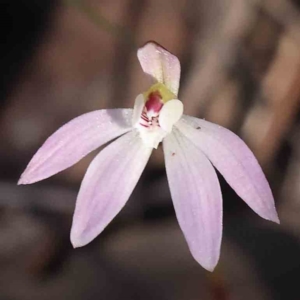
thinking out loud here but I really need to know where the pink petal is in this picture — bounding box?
[176,116,279,223]
[71,130,152,247]
[137,42,181,96]
[18,109,133,184]
[163,129,222,271]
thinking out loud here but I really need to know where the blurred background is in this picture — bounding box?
[1,0,300,299]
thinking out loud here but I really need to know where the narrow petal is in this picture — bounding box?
[137,42,181,96]
[163,129,222,271]
[18,109,133,184]
[71,130,152,247]
[176,116,279,223]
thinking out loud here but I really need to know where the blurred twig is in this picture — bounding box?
[63,0,136,46]
[253,0,300,44]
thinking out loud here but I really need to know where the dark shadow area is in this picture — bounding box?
[0,0,59,107]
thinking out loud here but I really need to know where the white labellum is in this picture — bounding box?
[159,99,183,132]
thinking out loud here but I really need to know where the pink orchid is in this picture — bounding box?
[18,42,279,271]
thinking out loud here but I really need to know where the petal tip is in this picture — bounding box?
[137,41,160,53]
[71,239,83,249]
[70,231,88,249]
[17,178,24,185]
[261,205,280,224]
[205,265,216,272]
[269,212,280,224]
[17,173,30,185]
[190,248,220,273]
[17,171,38,185]
[70,223,94,249]
[197,258,218,272]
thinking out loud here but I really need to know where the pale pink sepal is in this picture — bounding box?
[18,109,133,185]
[177,116,279,224]
[137,42,181,96]
[163,129,222,271]
[71,130,152,248]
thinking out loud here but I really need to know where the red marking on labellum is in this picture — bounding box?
[141,115,148,122]
[139,93,162,129]
[145,91,163,113]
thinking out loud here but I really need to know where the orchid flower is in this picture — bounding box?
[18,42,279,271]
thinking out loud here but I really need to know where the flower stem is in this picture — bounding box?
[63,0,135,46]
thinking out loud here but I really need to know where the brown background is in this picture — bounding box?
[1,0,300,299]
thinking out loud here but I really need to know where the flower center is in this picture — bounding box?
[143,82,177,104]
[132,83,183,149]
[138,90,162,129]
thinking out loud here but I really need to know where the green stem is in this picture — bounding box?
[64,0,135,46]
